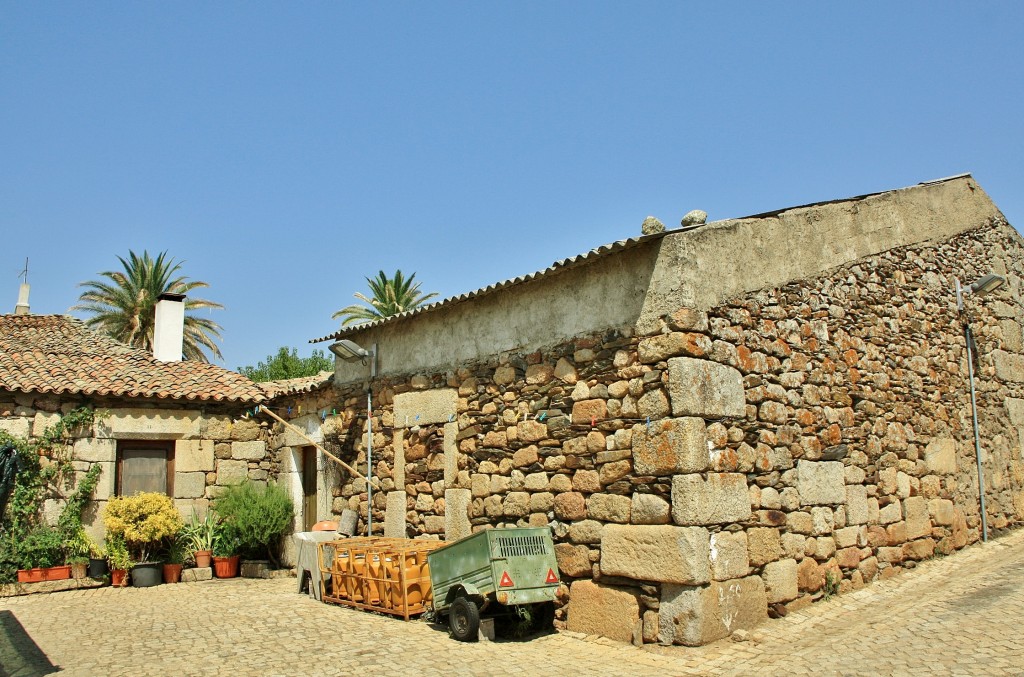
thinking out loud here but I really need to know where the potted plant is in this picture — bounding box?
[103,492,183,588]
[211,521,241,578]
[182,508,215,569]
[162,536,186,583]
[15,525,69,583]
[106,535,133,587]
[64,527,91,579]
[213,481,294,574]
[88,540,109,579]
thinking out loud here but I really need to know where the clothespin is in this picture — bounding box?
[646,416,651,433]
[405,415,409,426]
[513,411,521,422]
[591,415,596,427]
[321,410,327,422]
[538,412,547,422]
[287,406,292,416]
[415,414,421,423]
[447,414,455,423]
[254,405,260,414]
[298,405,302,414]
[332,408,337,416]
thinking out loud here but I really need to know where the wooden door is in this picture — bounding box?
[302,447,317,532]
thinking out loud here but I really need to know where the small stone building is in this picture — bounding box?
[0,312,274,540]
[275,174,1024,645]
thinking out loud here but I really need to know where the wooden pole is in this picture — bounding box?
[255,405,378,487]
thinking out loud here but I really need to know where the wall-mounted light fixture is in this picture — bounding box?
[329,340,378,536]
[955,272,1006,542]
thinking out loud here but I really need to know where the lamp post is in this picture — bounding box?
[329,339,378,537]
[955,273,1005,542]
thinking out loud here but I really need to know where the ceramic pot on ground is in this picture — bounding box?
[162,563,183,583]
[132,563,162,587]
[111,569,129,587]
[193,550,212,568]
[212,555,240,578]
[88,558,109,578]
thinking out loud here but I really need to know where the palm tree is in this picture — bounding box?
[73,250,224,362]
[332,270,438,326]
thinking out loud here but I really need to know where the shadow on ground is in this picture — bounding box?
[0,610,59,677]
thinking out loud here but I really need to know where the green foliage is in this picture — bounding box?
[17,525,63,569]
[213,482,294,564]
[106,534,134,571]
[103,492,184,563]
[237,346,333,383]
[181,508,216,556]
[0,409,106,582]
[72,250,224,362]
[332,269,438,326]
[212,520,241,558]
[824,570,840,600]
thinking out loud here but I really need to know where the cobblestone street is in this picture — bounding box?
[2,528,1022,677]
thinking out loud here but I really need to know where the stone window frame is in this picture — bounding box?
[116,440,176,497]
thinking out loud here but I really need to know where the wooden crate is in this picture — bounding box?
[318,537,447,620]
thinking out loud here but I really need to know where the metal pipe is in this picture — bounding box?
[965,323,988,542]
[366,386,373,537]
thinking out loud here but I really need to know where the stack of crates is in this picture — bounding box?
[317,537,447,620]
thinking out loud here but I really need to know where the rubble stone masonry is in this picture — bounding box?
[270,216,1024,645]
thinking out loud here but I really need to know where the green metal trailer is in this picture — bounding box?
[427,527,560,641]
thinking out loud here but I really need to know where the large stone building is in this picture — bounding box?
[275,173,1024,645]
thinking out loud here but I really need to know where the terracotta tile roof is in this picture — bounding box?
[0,314,265,403]
[258,370,335,399]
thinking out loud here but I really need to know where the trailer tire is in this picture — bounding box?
[449,596,480,642]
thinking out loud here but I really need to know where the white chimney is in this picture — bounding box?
[153,293,185,361]
[14,283,30,315]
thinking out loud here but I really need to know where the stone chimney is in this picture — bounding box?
[153,293,185,362]
[14,283,30,315]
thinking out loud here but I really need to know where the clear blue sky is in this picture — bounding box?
[3,2,1022,370]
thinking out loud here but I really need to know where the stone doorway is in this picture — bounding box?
[301,446,317,531]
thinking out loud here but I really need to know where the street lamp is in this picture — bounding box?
[329,340,378,536]
[955,272,1006,542]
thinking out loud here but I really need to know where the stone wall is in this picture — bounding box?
[0,394,272,541]
[277,215,1024,645]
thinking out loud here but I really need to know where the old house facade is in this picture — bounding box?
[0,308,276,541]
[272,174,1024,645]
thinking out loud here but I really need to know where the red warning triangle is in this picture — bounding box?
[499,571,515,587]
[545,568,559,584]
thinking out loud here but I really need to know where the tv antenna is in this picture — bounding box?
[18,258,28,284]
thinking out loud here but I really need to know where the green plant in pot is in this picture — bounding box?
[88,539,108,579]
[211,520,241,578]
[213,481,294,570]
[181,508,216,569]
[14,524,66,581]
[103,492,183,588]
[64,527,92,579]
[106,535,133,587]
[161,535,187,584]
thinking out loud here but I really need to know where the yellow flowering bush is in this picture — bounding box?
[103,493,183,563]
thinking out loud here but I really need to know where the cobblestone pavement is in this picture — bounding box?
[2,528,1022,677]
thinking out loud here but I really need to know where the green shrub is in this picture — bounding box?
[103,493,183,563]
[18,524,63,569]
[213,482,293,565]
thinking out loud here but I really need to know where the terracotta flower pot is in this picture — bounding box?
[163,563,183,584]
[17,568,45,584]
[212,555,240,578]
[193,550,212,568]
[42,565,71,581]
[111,569,129,587]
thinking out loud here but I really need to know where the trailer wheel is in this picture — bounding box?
[448,596,480,642]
